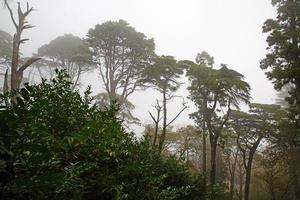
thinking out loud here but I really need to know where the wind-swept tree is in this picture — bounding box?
[142,55,187,152]
[229,104,280,200]
[86,20,155,106]
[37,34,93,89]
[187,54,251,185]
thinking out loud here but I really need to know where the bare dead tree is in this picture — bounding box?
[5,0,40,92]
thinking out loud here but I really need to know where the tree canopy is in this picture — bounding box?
[86,19,155,105]
[37,34,93,89]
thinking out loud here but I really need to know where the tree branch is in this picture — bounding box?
[166,102,188,127]
[18,57,40,73]
[149,111,158,123]
[5,0,18,29]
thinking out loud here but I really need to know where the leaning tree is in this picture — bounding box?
[187,53,251,185]
[229,104,279,200]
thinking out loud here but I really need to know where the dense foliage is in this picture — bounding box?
[86,19,155,106]
[0,70,207,199]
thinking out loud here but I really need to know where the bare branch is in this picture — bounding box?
[18,57,41,73]
[5,0,18,29]
[149,111,157,123]
[19,38,29,44]
[22,24,35,30]
[166,101,188,127]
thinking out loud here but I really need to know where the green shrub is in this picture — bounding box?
[0,70,207,199]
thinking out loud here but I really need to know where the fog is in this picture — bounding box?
[0,0,277,133]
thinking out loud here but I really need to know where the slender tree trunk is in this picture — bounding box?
[239,168,243,200]
[153,121,159,146]
[230,178,234,200]
[71,66,82,90]
[202,120,207,173]
[244,152,254,200]
[159,87,167,152]
[202,96,208,173]
[209,136,217,185]
[11,31,21,91]
[229,152,238,200]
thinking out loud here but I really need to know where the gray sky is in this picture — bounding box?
[0,0,277,133]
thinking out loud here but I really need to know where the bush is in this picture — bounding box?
[0,70,207,199]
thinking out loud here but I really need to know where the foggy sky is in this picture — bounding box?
[0,0,277,133]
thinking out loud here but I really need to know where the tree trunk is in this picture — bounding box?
[202,120,207,173]
[229,152,238,200]
[239,167,243,200]
[159,87,167,152]
[244,152,254,200]
[209,136,217,185]
[229,177,234,200]
[109,83,117,104]
[11,31,21,91]
[202,96,208,173]
[153,120,159,146]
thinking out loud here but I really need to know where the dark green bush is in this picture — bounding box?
[0,70,207,199]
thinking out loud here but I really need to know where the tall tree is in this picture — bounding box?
[187,55,251,185]
[86,19,155,106]
[142,55,187,152]
[189,51,214,173]
[4,0,40,92]
[261,1,300,198]
[261,0,300,116]
[37,34,93,90]
[229,104,279,200]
